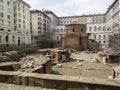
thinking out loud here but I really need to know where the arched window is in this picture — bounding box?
[103,35,106,39]
[57,28,59,33]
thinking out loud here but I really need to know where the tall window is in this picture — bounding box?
[98,26,101,31]
[7,15,10,19]
[0,5,3,10]
[103,35,106,39]
[57,36,59,40]
[99,35,101,39]
[57,28,59,33]
[94,26,97,31]
[7,1,10,6]
[73,28,75,32]
[0,12,3,17]
[94,35,96,40]
[19,24,21,28]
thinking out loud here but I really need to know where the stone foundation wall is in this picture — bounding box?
[0,70,120,90]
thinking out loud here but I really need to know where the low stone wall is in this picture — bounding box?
[0,70,120,90]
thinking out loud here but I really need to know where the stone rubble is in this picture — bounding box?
[0,51,25,62]
[19,55,49,72]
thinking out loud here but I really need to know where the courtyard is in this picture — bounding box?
[52,52,113,79]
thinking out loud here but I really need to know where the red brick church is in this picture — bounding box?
[62,21,89,50]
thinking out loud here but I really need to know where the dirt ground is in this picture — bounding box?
[52,52,113,79]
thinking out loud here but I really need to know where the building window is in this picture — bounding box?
[94,35,96,40]
[19,24,21,28]
[57,29,59,33]
[7,21,10,26]
[0,0,3,3]
[71,35,74,39]
[103,26,106,31]
[99,41,101,43]
[19,13,21,17]
[23,6,25,13]
[103,35,106,39]
[103,41,106,43]
[92,17,94,22]
[5,34,9,42]
[7,15,10,19]
[0,28,4,31]
[98,26,101,31]
[23,20,25,24]
[99,35,101,39]
[23,25,25,29]
[61,28,63,32]
[38,27,41,29]
[57,36,59,40]
[12,36,15,43]
[38,31,41,34]
[89,27,92,31]
[7,1,10,6]
[0,5,3,10]
[0,19,4,25]
[73,28,75,32]
[7,8,10,13]
[81,28,84,32]
[0,12,3,17]
[94,26,97,31]
[23,15,25,19]
[19,19,21,22]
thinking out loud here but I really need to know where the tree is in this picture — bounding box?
[33,34,53,48]
[108,33,120,54]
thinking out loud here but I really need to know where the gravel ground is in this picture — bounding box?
[52,52,113,79]
[0,83,56,90]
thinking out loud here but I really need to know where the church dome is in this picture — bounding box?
[71,20,81,24]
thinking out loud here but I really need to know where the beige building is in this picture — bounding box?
[59,14,111,48]
[0,0,31,47]
[105,0,120,52]
[44,10,59,32]
[106,0,120,35]
[30,10,51,44]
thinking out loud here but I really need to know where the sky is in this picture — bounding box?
[24,0,114,17]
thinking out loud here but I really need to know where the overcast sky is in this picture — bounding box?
[24,0,114,17]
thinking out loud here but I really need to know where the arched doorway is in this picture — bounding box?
[18,37,20,45]
[5,34,9,47]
